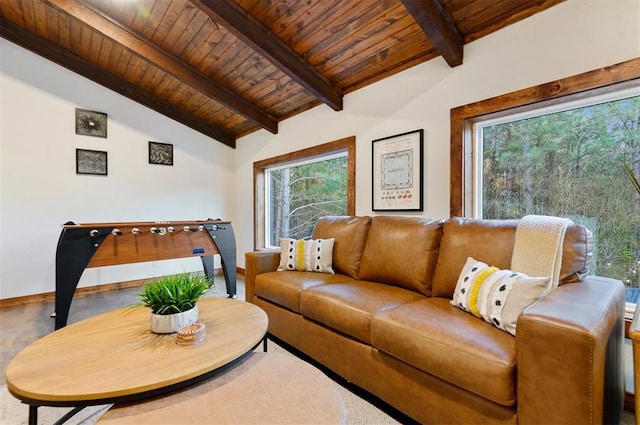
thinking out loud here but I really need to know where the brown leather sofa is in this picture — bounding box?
[245,215,625,424]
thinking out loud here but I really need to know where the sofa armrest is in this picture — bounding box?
[244,250,280,303]
[516,276,625,424]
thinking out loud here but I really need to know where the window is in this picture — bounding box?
[450,58,640,285]
[253,136,355,249]
[265,153,347,245]
[475,89,639,282]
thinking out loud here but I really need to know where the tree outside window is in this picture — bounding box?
[253,136,355,250]
[266,156,348,246]
[479,94,640,285]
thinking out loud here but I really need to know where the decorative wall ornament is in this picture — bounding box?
[372,129,424,211]
[75,108,107,138]
[76,149,108,175]
[149,141,173,166]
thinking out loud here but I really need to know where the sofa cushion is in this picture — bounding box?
[277,238,335,274]
[431,217,592,298]
[371,298,517,406]
[300,281,425,344]
[451,257,549,335]
[358,216,443,295]
[312,216,371,279]
[255,271,356,313]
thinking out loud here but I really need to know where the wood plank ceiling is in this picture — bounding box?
[0,0,563,148]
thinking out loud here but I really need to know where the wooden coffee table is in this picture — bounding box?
[5,298,267,425]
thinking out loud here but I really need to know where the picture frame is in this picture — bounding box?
[372,129,424,211]
[75,108,107,138]
[76,148,108,176]
[148,141,173,166]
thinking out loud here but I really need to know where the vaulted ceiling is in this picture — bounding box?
[0,0,563,148]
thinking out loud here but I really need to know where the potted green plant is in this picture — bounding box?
[139,273,210,334]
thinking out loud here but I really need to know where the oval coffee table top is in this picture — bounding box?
[6,298,267,406]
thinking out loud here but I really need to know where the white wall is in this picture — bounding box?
[1,0,639,300]
[234,0,640,265]
[0,39,236,299]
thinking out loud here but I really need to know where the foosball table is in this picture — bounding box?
[54,219,236,329]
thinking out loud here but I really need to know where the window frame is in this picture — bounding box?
[253,136,356,250]
[450,58,640,218]
[471,86,639,218]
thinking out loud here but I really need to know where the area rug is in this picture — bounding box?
[0,388,110,425]
[1,342,401,425]
[0,382,400,425]
[3,344,633,424]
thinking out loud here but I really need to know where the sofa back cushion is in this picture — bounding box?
[311,216,371,279]
[431,217,593,298]
[358,216,443,295]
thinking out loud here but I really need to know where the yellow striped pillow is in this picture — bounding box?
[277,238,335,274]
[451,257,550,335]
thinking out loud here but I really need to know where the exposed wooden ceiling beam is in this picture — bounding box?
[401,0,464,67]
[0,18,237,148]
[44,0,278,135]
[193,0,343,111]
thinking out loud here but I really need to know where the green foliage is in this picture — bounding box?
[139,273,210,315]
[268,155,348,244]
[483,95,640,284]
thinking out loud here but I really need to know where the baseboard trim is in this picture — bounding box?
[0,267,244,309]
[0,279,148,308]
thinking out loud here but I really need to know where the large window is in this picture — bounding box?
[475,90,639,283]
[265,153,347,245]
[253,136,355,249]
[451,58,640,286]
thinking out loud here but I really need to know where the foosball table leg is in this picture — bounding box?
[205,224,237,298]
[201,255,215,287]
[54,226,112,329]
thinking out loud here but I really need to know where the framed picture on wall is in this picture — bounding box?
[372,129,424,211]
[148,141,173,166]
[76,148,108,175]
[75,108,107,138]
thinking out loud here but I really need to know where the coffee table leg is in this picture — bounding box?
[263,337,268,352]
[53,406,85,424]
[28,404,86,425]
[28,405,37,425]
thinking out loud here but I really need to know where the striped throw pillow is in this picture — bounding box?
[451,257,550,335]
[277,238,335,274]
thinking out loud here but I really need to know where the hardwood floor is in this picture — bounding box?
[1,275,245,383]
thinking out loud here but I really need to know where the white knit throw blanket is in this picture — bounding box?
[511,215,572,290]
